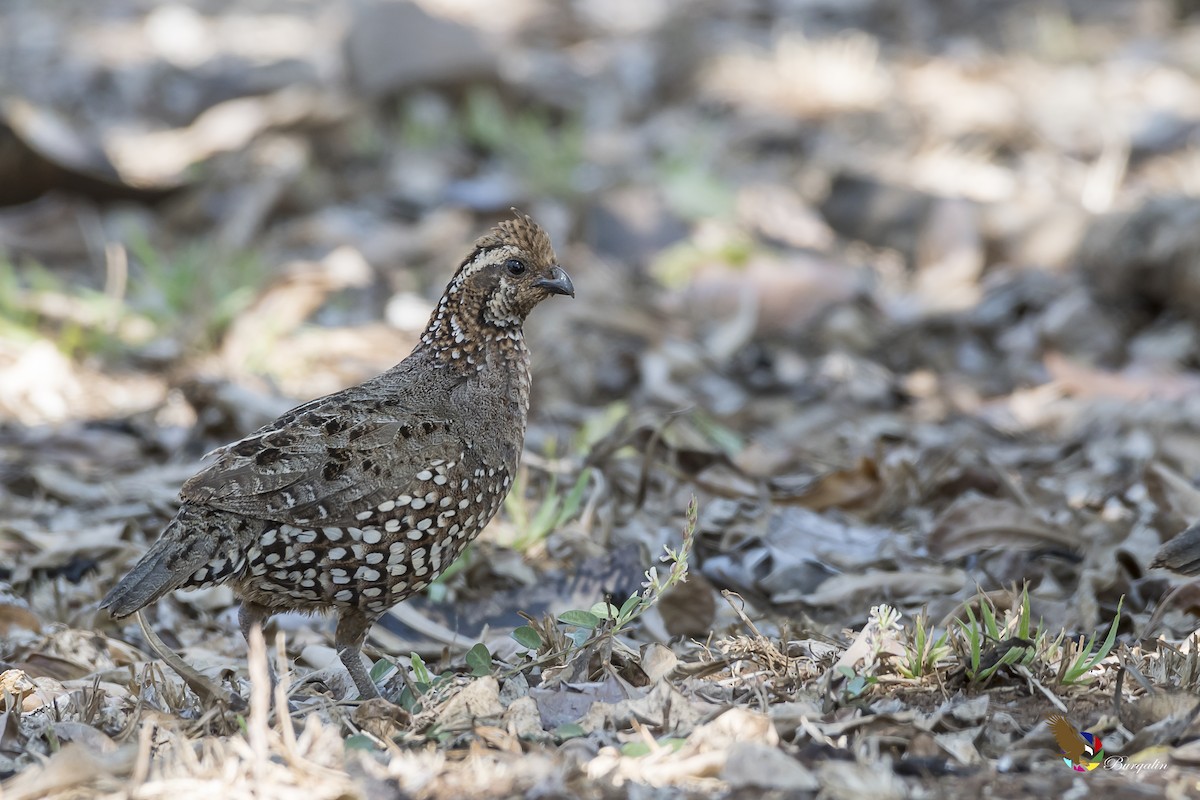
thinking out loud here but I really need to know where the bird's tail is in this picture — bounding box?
[100,506,224,618]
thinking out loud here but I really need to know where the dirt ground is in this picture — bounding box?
[4,0,1200,797]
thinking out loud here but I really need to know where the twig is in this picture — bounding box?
[246,624,270,780]
[721,590,764,639]
[136,611,243,711]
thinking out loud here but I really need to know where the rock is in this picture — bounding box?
[344,0,496,97]
[1077,196,1200,326]
[720,742,819,791]
[1131,110,1200,161]
[820,171,934,261]
[585,186,689,264]
[436,676,504,732]
[981,200,1089,271]
[1038,286,1124,364]
[0,99,179,207]
[913,197,983,312]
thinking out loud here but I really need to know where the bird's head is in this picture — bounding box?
[422,213,573,358]
[446,213,573,328]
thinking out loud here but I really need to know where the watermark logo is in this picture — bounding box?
[1104,756,1169,773]
[1047,714,1104,772]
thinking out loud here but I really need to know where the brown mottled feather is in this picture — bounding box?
[100,212,573,701]
[473,211,557,265]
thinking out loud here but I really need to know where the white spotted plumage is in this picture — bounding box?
[100,213,572,702]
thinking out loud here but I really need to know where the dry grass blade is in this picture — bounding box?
[135,610,244,712]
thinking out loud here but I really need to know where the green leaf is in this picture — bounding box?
[690,409,744,454]
[978,645,1026,681]
[528,492,562,541]
[1017,585,1032,640]
[589,601,620,620]
[511,626,542,649]
[617,593,642,620]
[410,652,431,685]
[558,609,601,629]
[844,674,875,698]
[554,723,585,740]
[981,601,1000,640]
[555,469,592,527]
[398,686,422,714]
[369,657,395,682]
[466,642,492,677]
[621,741,652,757]
[1075,597,1124,677]
[344,734,376,751]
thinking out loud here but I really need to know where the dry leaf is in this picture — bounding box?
[928,494,1076,559]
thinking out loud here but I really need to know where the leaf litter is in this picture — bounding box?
[3,0,1200,798]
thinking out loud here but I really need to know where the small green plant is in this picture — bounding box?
[1050,597,1123,685]
[897,610,952,679]
[621,737,687,757]
[956,591,1036,684]
[369,655,397,683]
[649,233,756,290]
[655,136,736,221]
[0,259,133,357]
[963,611,1033,684]
[127,233,266,351]
[410,652,432,685]
[462,87,583,199]
[466,643,492,677]
[508,497,697,665]
[511,624,542,651]
[397,651,456,713]
[503,463,592,552]
[837,666,878,700]
[833,603,904,700]
[602,495,697,637]
[948,586,1123,686]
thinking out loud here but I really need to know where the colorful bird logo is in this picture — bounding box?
[1047,714,1104,772]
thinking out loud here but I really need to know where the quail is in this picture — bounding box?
[1152,521,1200,576]
[101,213,574,699]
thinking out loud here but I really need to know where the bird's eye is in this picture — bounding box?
[505,258,526,275]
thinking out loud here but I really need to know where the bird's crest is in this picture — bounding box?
[474,210,557,266]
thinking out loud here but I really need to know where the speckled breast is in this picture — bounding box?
[192,456,512,615]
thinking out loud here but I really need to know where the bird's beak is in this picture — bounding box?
[534,265,575,297]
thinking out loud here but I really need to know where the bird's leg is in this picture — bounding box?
[238,601,278,690]
[335,610,381,700]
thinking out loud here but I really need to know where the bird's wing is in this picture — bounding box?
[182,389,461,527]
[1046,715,1088,762]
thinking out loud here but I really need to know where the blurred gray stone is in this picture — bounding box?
[1129,319,1199,368]
[1078,196,1200,324]
[1131,110,1200,161]
[585,186,689,263]
[820,171,934,262]
[344,0,495,97]
[721,742,819,791]
[1038,287,1124,364]
[443,170,523,211]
